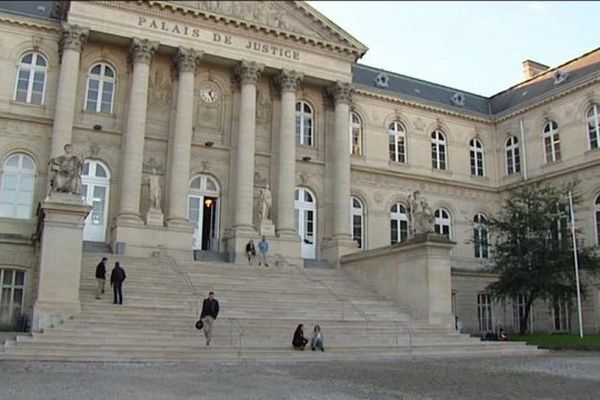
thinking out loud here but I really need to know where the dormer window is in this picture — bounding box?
[374,73,389,88]
[450,92,465,107]
[553,69,569,85]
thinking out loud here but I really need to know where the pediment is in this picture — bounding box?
[151,0,368,59]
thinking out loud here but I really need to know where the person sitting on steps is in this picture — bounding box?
[310,324,325,352]
[292,324,308,350]
[246,239,256,266]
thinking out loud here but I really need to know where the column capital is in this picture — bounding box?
[274,69,303,93]
[327,81,354,105]
[129,37,160,65]
[234,60,264,86]
[174,47,203,74]
[59,24,89,54]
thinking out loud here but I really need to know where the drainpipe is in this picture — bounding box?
[519,118,528,180]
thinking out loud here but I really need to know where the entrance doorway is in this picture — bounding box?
[188,175,220,252]
[81,160,110,242]
[294,187,316,259]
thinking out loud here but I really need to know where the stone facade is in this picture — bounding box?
[0,1,599,334]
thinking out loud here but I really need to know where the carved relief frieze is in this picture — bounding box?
[256,86,272,127]
[142,157,164,174]
[148,68,173,111]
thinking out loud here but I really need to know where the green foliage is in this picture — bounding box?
[509,333,600,350]
[486,181,600,333]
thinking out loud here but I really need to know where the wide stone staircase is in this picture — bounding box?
[0,252,541,362]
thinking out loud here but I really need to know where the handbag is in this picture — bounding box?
[195,319,204,330]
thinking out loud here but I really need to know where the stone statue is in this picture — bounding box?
[148,168,161,210]
[47,143,82,195]
[258,184,272,221]
[407,190,435,238]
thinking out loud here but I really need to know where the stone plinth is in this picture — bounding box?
[33,193,91,332]
[112,221,193,259]
[340,233,456,328]
[322,237,359,267]
[145,207,164,227]
[258,220,275,237]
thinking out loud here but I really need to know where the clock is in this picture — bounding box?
[200,83,219,104]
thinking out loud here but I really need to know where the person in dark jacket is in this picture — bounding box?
[246,240,256,265]
[200,291,220,346]
[95,257,107,299]
[110,261,126,305]
[292,324,308,350]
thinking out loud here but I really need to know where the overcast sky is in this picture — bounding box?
[308,1,600,97]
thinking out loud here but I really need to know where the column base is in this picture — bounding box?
[33,300,81,332]
[321,236,359,267]
[112,220,193,258]
[116,213,144,225]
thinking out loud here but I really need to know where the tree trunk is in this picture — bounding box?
[519,295,535,334]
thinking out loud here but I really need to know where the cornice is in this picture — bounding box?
[353,86,492,125]
[0,14,60,33]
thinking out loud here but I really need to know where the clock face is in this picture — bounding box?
[200,84,219,104]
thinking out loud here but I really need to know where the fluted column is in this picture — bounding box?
[233,60,264,231]
[117,38,159,223]
[50,24,88,157]
[166,47,203,226]
[329,82,353,239]
[274,69,303,237]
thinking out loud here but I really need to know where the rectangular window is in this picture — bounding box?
[553,301,569,332]
[512,294,532,333]
[477,292,493,332]
[391,219,398,245]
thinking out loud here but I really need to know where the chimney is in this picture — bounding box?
[522,59,550,80]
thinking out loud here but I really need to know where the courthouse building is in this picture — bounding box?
[0,0,599,334]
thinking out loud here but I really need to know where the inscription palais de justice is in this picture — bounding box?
[138,16,301,61]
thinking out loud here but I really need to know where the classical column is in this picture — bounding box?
[166,47,203,226]
[274,69,302,237]
[232,60,264,231]
[117,38,159,223]
[50,24,88,157]
[329,81,353,239]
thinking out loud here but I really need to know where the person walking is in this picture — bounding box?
[310,324,325,352]
[246,239,256,265]
[258,236,269,267]
[110,261,126,305]
[200,291,220,346]
[95,257,107,299]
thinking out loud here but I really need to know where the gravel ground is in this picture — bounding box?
[1,352,599,400]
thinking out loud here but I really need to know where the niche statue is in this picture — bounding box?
[258,184,272,222]
[48,143,83,195]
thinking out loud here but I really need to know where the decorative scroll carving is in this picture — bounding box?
[129,38,160,65]
[274,69,303,93]
[174,47,203,73]
[327,81,353,105]
[59,24,88,54]
[235,60,264,86]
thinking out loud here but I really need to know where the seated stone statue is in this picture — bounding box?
[48,143,83,195]
[407,190,435,238]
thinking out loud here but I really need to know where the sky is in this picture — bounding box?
[308,1,600,97]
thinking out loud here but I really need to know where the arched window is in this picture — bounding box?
[0,154,35,219]
[473,213,489,259]
[505,136,520,175]
[595,194,600,245]
[14,51,47,105]
[390,203,409,244]
[85,63,116,113]
[388,121,406,163]
[431,130,447,170]
[350,112,362,156]
[543,120,561,163]
[351,196,364,249]
[469,138,485,177]
[587,104,600,150]
[434,208,451,238]
[295,101,313,146]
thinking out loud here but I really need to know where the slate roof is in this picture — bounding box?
[353,47,600,118]
[0,1,60,21]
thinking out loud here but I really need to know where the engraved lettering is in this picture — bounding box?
[149,19,158,29]
[192,28,200,37]
[293,51,300,60]
[214,32,222,42]
[224,35,232,45]
[138,16,146,26]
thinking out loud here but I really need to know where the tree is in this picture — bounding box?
[485,181,600,334]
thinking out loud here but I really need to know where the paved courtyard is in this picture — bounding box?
[1,352,599,399]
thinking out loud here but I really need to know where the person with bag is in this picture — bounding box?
[95,257,107,299]
[200,291,220,346]
[110,261,126,305]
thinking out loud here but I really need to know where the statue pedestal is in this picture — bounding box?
[258,219,275,237]
[341,233,456,329]
[145,207,164,227]
[33,193,91,332]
